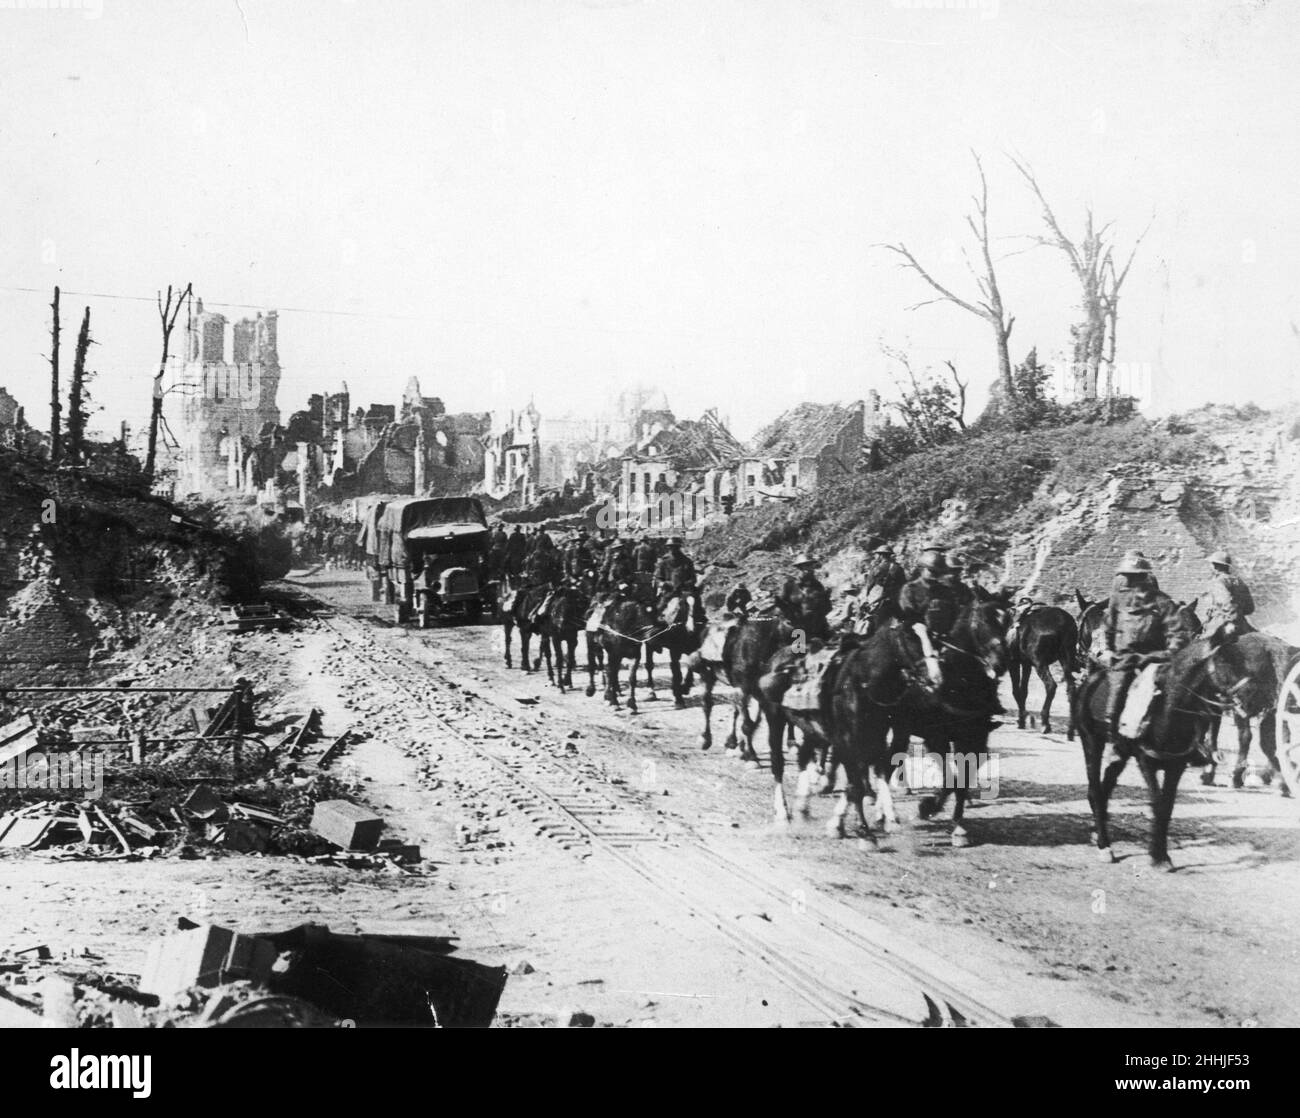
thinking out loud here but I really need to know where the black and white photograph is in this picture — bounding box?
[0,0,1296,1065]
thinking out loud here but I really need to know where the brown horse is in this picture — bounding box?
[645,594,703,708]
[1074,627,1255,869]
[814,601,1008,848]
[584,595,655,711]
[501,577,549,675]
[692,615,793,761]
[748,600,1005,844]
[1200,630,1299,794]
[543,580,591,693]
[1008,605,1079,738]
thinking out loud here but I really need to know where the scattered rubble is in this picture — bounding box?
[0,921,508,1028]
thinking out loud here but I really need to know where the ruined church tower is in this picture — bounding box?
[172,297,282,496]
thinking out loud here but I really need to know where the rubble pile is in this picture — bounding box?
[0,921,508,1028]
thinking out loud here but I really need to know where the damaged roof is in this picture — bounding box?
[626,411,744,468]
[748,401,862,460]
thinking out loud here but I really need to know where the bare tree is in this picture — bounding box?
[880,343,968,446]
[49,286,61,462]
[146,282,192,482]
[68,306,93,465]
[1010,157,1150,401]
[881,152,1016,397]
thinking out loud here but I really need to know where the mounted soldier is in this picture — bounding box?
[775,554,832,643]
[1203,550,1254,639]
[896,546,960,683]
[654,537,704,626]
[858,543,906,634]
[1100,553,1191,745]
[634,535,659,577]
[564,530,597,585]
[524,532,563,623]
[600,537,637,595]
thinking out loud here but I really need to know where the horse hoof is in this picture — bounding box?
[698,734,712,751]
[1042,723,1052,736]
[825,820,845,839]
[1150,856,1175,873]
[1097,846,1116,864]
[744,758,760,770]
[856,835,878,853]
[585,686,595,697]
[674,699,686,710]
[1200,772,1216,786]
[1231,773,1245,789]
[772,815,791,831]
[950,828,969,849]
[796,802,812,821]
[917,796,938,821]
[644,693,658,702]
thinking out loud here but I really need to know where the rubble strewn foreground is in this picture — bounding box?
[0,921,508,1028]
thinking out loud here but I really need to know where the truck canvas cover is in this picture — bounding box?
[379,497,489,564]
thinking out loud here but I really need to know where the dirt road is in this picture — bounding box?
[4,566,1296,1027]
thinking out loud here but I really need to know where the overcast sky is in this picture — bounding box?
[1,0,1296,442]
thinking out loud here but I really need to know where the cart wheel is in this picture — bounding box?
[1275,658,1300,799]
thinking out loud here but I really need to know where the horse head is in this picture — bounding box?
[957,598,1011,679]
[1156,622,1254,737]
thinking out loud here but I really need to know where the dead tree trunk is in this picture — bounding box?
[68,306,92,465]
[145,282,192,483]
[881,152,1016,398]
[49,286,61,462]
[1011,158,1149,402]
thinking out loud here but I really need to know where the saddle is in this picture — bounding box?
[783,643,843,712]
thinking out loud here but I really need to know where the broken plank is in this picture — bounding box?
[92,805,133,855]
[314,731,352,767]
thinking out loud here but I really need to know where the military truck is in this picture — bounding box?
[375,497,495,626]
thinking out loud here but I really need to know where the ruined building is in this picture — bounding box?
[170,299,282,497]
[0,387,23,449]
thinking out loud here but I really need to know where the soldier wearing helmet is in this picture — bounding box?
[1203,550,1254,638]
[894,547,959,684]
[600,537,637,594]
[776,553,832,641]
[654,537,702,623]
[1101,552,1183,743]
[897,546,960,641]
[860,543,906,631]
